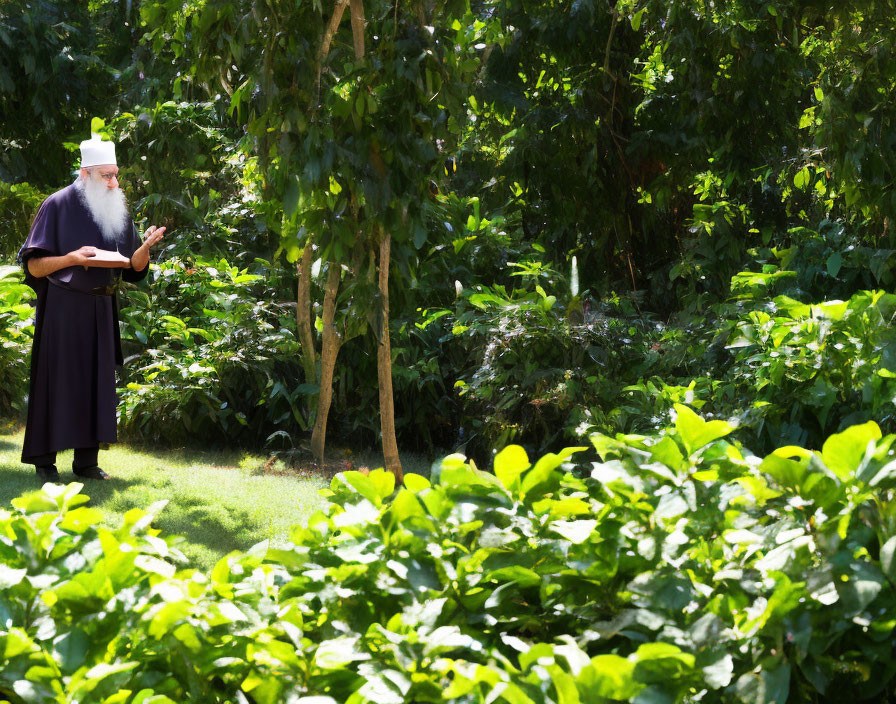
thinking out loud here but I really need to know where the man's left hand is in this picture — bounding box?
[130,225,166,271]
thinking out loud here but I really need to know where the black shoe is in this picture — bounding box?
[73,466,111,481]
[36,465,60,482]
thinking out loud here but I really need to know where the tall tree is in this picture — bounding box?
[142,0,499,477]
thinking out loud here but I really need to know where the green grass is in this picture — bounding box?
[0,428,332,571]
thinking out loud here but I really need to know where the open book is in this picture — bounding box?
[90,249,130,266]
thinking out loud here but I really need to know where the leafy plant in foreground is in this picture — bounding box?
[3,409,896,701]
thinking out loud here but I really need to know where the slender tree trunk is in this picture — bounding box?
[377,232,403,482]
[310,262,342,464]
[349,0,366,58]
[316,0,350,105]
[296,244,317,386]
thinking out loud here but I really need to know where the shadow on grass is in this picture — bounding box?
[0,461,267,571]
[107,484,267,561]
[122,441,252,469]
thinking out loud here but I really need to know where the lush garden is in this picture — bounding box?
[2,0,896,701]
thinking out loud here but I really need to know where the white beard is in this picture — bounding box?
[75,176,130,249]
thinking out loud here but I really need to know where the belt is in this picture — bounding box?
[47,276,118,297]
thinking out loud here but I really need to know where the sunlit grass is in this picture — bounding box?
[0,427,332,571]
[0,427,437,571]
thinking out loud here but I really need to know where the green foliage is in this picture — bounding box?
[4,415,896,701]
[117,255,305,447]
[0,0,138,185]
[0,266,33,419]
[723,288,896,448]
[0,181,47,260]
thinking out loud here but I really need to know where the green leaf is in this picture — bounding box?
[734,663,791,704]
[702,653,734,689]
[494,445,531,490]
[403,474,431,492]
[821,421,881,481]
[673,404,732,455]
[759,455,807,489]
[579,655,640,700]
[53,629,88,673]
[521,447,586,501]
[632,643,695,683]
[549,519,597,544]
[794,167,810,189]
[826,252,842,278]
[882,536,896,584]
[650,437,685,471]
[283,176,300,217]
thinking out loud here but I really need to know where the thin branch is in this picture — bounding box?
[316,0,350,106]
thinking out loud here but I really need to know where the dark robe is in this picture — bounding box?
[19,182,148,462]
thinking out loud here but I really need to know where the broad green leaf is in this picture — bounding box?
[673,404,733,455]
[650,436,685,471]
[368,468,396,500]
[703,653,734,689]
[579,655,640,700]
[521,447,586,501]
[759,455,806,488]
[734,662,790,704]
[821,421,881,480]
[550,519,597,544]
[403,473,431,492]
[633,642,695,683]
[494,445,531,490]
[3,628,37,658]
[54,628,88,672]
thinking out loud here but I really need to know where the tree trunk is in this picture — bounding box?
[310,262,342,465]
[349,0,366,59]
[296,244,317,388]
[316,0,350,105]
[377,232,403,482]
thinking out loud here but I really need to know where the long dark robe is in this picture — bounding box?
[19,182,148,462]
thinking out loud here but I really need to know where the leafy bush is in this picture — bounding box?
[434,283,652,457]
[0,182,47,260]
[117,255,305,447]
[724,289,896,448]
[0,265,34,419]
[5,411,896,701]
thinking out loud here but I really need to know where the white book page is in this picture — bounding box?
[90,249,129,264]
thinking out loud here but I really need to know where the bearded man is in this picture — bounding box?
[18,136,166,482]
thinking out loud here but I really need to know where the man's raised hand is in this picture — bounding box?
[130,225,167,272]
[143,225,166,249]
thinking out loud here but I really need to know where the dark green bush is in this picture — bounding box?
[117,255,305,447]
[0,182,47,260]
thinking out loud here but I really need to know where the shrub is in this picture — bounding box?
[4,412,896,701]
[0,182,47,260]
[117,255,306,447]
[0,265,34,419]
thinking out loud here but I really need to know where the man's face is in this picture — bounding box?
[95,165,119,190]
[82,165,119,189]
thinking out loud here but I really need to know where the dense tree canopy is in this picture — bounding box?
[3,0,896,457]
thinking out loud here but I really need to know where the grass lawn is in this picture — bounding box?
[0,427,428,572]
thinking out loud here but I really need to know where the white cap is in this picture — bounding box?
[79,137,117,168]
